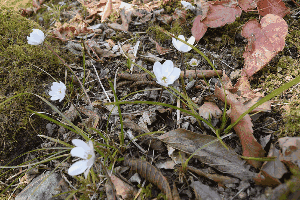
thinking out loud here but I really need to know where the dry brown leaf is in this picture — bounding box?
[124,158,173,200]
[187,165,240,186]
[149,38,171,55]
[190,180,222,200]
[158,129,257,180]
[253,170,281,187]
[261,144,288,179]
[257,0,290,17]
[215,86,266,168]
[241,14,288,77]
[191,15,208,41]
[172,183,181,200]
[109,174,137,199]
[198,102,222,119]
[238,0,257,11]
[278,137,300,168]
[101,0,112,22]
[202,2,242,28]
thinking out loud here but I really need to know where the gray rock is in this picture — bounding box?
[16,171,68,200]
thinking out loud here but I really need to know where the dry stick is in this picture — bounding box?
[44,43,93,107]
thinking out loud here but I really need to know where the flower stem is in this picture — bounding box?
[44,42,93,107]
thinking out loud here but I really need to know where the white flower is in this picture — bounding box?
[49,81,66,102]
[172,35,195,53]
[27,29,45,45]
[153,60,181,87]
[189,58,199,66]
[68,139,95,179]
[181,1,195,10]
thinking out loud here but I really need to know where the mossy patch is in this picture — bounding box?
[0,7,77,165]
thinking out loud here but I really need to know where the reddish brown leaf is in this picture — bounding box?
[257,0,290,17]
[158,129,257,180]
[101,0,113,22]
[198,102,222,119]
[253,170,281,187]
[238,0,257,11]
[195,0,210,20]
[215,86,266,168]
[202,3,242,28]
[149,38,171,54]
[124,158,173,200]
[191,15,208,41]
[109,174,137,199]
[241,14,288,77]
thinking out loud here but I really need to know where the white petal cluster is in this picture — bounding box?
[181,1,195,10]
[189,58,199,66]
[68,139,95,179]
[49,81,66,102]
[27,29,45,45]
[172,35,195,53]
[153,60,181,87]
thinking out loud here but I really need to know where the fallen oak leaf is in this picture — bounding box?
[215,86,266,168]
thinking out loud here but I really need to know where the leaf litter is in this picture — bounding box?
[3,0,300,199]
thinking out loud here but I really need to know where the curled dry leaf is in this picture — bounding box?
[241,14,288,77]
[124,158,173,200]
[158,129,257,180]
[191,180,222,200]
[257,0,290,17]
[215,86,266,168]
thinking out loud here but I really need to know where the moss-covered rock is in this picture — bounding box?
[0,7,77,164]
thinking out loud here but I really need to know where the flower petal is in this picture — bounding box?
[166,67,181,85]
[84,165,92,179]
[68,160,88,176]
[153,61,163,80]
[162,60,174,77]
[172,37,180,51]
[72,139,90,151]
[187,36,195,45]
[70,146,88,159]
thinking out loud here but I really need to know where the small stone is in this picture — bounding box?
[238,191,247,199]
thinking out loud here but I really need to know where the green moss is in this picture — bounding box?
[256,56,300,136]
[0,7,77,164]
